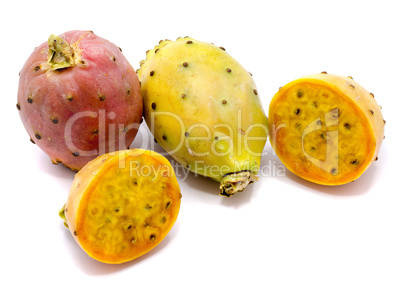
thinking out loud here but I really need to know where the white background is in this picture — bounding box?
[2,0,401,284]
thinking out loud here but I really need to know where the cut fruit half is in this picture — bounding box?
[268,73,385,185]
[60,149,181,264]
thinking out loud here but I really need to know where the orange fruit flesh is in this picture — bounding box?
[270,82,375,185]
[76,154,181,264]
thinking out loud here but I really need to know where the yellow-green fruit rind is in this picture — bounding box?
[62,149,181,264]
[138,37,268,196]
[268,73,384,185]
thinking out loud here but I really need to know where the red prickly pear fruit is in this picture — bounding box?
[17,30,143,171]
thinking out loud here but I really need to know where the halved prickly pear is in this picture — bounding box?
[59,149,181,264]
[137,37,268,197]
[268,73,385,185]
[17,30,143,171]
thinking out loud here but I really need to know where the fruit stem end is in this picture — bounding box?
[219,170,258,197]
[47,34,75,70]
[58,204,69,228]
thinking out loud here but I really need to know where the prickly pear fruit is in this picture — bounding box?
[59,149,181,264]
[17,30,143,171]
[137,37,268,197]
[268,73,385,185]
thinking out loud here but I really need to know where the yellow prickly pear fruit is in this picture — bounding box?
[59,149,181,264]
[137,37,268,197]
[268,73,385,185]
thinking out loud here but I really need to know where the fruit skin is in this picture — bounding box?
[17,30,142,171]
[268,73,385,185]
[137,37,268,197]
[59,149,181,264]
